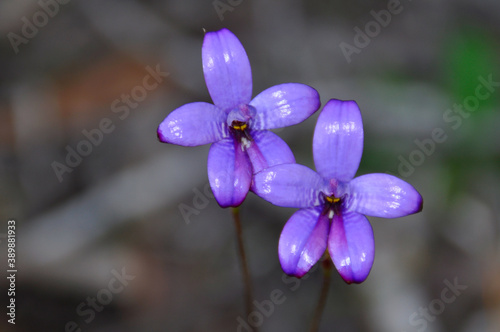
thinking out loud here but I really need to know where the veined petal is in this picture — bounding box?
[247,130,295,174]
[253,164,326,208]
[279,207,329,278]
[313,99,364,182]
[207,138,252,208]
[157,102,228,146]
[202,29,252,111]
[249,83,320,130]
[328,210,374,284]
[348,173,423,218]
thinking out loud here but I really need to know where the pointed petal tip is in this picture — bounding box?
[157,122,174,143]
[157,120,176,144]
[204,27,231,34]
[157,125,166,142]
[338,270,370,284]
[280,259,307,278]
[402,191,423,217]
[325,98,360,109]
[349,174,424,219]
[403,183,424,216]
[157,102,228,146]
[215,195,246,208]
[282,268,308,279]
[203,28,231,39]
[416,193,424,213]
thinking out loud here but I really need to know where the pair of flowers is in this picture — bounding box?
[158,29,423,284]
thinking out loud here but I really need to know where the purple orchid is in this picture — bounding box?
[158,28,320,208]
[253,99,423,284]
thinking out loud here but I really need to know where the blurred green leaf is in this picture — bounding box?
[444,28,500,112]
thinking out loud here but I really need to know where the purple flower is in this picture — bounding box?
[253,99,423,284]
[158,29,320,208]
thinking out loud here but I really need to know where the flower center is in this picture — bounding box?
[325,195,341,204]
[230,120,252,145]
[227,104,256,146]
[323,193,342,220]
[231,120,248,131]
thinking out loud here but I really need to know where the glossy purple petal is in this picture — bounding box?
[202,29,252,111]
[249,83,320,130]
[207,138,252,208]
[252,164,326,208]
[247,130,295,174]
[328,210,374,284]
[157,102,228,146]
[348,173,423,218]
[313,99,364,182]
[279,207,329,277]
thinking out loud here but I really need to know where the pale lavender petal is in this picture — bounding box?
[252,164,326,208]
[249,83,320,130]
[202,29,252,111]
[279,207,329,277]
[348,173,423,218]
[313,99,364,182]
[157,102,228,146]
[247,130,295,174]
[207,138,252,208]
[328,210,374,284]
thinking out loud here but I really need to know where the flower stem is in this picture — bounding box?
[231,207,255,324]
[308,258,332,332]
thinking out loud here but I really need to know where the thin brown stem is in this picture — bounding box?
[308,258,332,332]
[231,207,255,325]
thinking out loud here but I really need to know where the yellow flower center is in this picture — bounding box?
[325,196,340,204]
[232,123,248,131]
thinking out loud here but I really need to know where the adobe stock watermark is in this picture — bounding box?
[7,0,71,54]
[65,267,135,332]
[213,0,244,21]
[396,74,499,178]
[236,247,323,331]
[179,182,215,224]
[339,0,405,63]
[404,277,467,332]
[51,64,169,182]
[179,168,241,224]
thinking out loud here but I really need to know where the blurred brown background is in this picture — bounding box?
[1,0,499,331]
